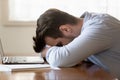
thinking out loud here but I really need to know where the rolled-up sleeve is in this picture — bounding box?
[46,24,112,67]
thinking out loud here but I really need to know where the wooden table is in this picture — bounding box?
[0,62,116,80]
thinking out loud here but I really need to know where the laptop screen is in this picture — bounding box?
[0,39,4,62]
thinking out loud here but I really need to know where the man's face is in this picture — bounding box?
[45,36,74,47]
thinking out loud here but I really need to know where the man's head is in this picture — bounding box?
[33,9,82,53]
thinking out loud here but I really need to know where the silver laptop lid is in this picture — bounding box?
[0,38,4,62]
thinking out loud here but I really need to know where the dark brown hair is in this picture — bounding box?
[33,9,78,53]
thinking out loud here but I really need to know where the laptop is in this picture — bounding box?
[0,39,44,64]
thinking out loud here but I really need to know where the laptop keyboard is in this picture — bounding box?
[3,57,26,63]
[2,56,44,64]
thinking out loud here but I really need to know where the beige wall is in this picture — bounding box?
[0,0,38,56]
[0,0,1,29]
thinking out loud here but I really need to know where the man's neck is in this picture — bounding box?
[72,18,84,38]
[79,18,84,28]
[77,18,84,34]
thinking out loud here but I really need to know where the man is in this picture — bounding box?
[33,9,120,79]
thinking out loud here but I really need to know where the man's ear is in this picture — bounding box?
[59,24,72,36]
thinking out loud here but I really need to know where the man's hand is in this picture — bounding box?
[41,46,50,57]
